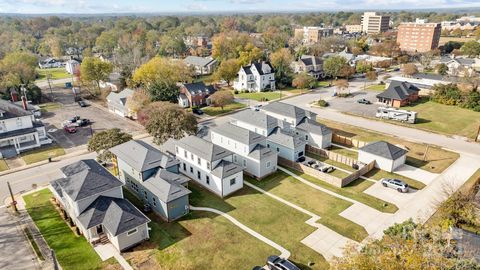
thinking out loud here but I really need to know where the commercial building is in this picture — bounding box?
[397,22,441,53]
[361,12,390,34]
[294,27,334,44]
[345,24,363,33]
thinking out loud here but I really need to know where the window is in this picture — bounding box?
[234,155,237,162]
[207,162,210,170]
[191,153,194,160]
[144,191,147,199]
[190,166,193,173]
[277,147,280,152]
[183,163,186,171]
[197,171,201,179]
[267,144,270,148]
[175,146,179,154]
[243,160,246,167]
[266,161,271,168]
[184,150,187,158]
[127,228,138,236]
[230,178,236,186]
[153,197,157,207]
[305,135,309,141]
[206,176,210,185]
[197,157,201,165]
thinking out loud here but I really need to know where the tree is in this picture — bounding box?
[87,128,132,162]
[364,71,378,89]
[401,63,418,77]
[339,65,355,80]
[0,51,37,91]
[334,79,349,95]
[209,90,234,110]
[147,81,179,103]
[159,34,186,57]
[132,56,192,88]
[269,48,294,86]
[80,57,113,92]
[214,58,240,86]
[292,73,316,89]
[436,63,448,75]
[443,41,464,54]
[212,31,251,61]
[323,56,347,81]
[140,102,197,144]
[460,41,480,57]
[126,89,151,116]
[356,61,373,74]
[238,43,263,66]
[262,27,289,52]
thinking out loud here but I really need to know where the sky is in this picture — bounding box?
[0,0,480,14]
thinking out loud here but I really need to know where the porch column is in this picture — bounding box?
[14,137,20,153]
[34,133,40,146]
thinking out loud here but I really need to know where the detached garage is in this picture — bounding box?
[358,141,408,172]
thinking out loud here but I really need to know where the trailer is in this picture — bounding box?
[375,107,417,124]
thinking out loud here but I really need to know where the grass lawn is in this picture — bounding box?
[329,145,358,159]
[402,98,480,139]
[307,152,355,174]
[319,118,459,173]
[21,145,66,165]
[248,172,368,242]
[36,68,70,81]
[202,102,246,116]
[39,102,63,112]
[235,91,282,101]
[287,169,398,213]
[0,159,9,171]
[24,189,117,270]
[366,84,385,91]
[317,81,331,88]
[364,168,426,190]
[126,186,329,270]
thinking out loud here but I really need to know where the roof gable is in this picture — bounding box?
[376,80,420,100]
[359,141,408,160]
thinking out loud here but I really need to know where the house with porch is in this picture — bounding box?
[110,140,191,222]
[50,159,150,252]
[0,99,52,158]
[376,80,420,108]
[233,62,275,92]
[178,82,216,108]
[291,55,324,80]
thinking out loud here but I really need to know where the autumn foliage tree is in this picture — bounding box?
[292,73,316,89]
[126,89,151,117]
[214,58,240,86]
[401,63,418,77]
[87,128,132,162]
[209,90,234,110]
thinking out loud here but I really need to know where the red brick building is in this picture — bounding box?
[376,80,420,108]
[178,82,216,108]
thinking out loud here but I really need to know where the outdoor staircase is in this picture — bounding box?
[99,234,109,245]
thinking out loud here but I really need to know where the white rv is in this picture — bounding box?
[375,107,417,124]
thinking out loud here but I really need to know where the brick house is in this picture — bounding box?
[376,80,420,108]
[178,82,216,108]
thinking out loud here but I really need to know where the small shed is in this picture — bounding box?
[358,141,408,172]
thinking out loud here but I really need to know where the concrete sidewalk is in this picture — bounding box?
[394,164,439,185]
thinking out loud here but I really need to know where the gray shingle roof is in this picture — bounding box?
[376,80,420,100]
[77,196,150,237]
[248,144,277,160]
[261,102,307,121]
[182,82,215,95]
[211,123,265,146]
[176,135,232,162]
[56,159,123,201]
[211,160,243,179]
[300,55,323,67]
[183,56,216,67]
[0,99,32,119]
[230,110,279,132]
[296,118,332,136]
[359,141,408,160]
[267,128,306,149]
[143,169,191,203]
[110,140,179,172]
[106,88,134,107]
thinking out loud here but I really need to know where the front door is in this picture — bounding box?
[96,225,103,234]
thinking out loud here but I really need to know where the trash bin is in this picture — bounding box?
[48,157,52,162]
[65,82,72,88]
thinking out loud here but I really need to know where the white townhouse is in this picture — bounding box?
[0,99,51,158]
[211,122,277,179]
[233,61,276,92]
[174,135,243,197]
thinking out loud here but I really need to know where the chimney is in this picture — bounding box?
[21,96,28,110]
[10,90,18,102]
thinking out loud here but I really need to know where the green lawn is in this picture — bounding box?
[247,172,368,242]
[39,102,63,112]
[366,84,385,91]
[0,159,9,171]
[320,119,459,173]
[306,152,355,175]
[202,102,246,116]
[24,189,116,270]
[402,98,480,139]
[36,68,71,81]
[235,91,282,101]
[126,186,330,269]
[317,81,331,88]
[21,145,65,165]
[288,169,398,213]
[329,145,358,159]
[364,168,426,190]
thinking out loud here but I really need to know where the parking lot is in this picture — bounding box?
[326,90,380,117]
[41,86,144,150]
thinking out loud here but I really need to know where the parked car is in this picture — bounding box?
[267,255,300,270]
[77,119,90,127]
[78,100,87,107]
[296,156,306,162]
[192,108,204,115]
[253,104,263,111]
[64,125,77,133]
[307,160,316,167]
[381,178,409,193]
[357,98,371,104]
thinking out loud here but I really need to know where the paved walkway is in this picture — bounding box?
[394,164,439,185]
[190,206,291,258]
[94,243,133,270]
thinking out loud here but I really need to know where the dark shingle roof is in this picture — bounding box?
[376,80,420,100]
[267,127,306,149]
[183,56,216,67]
[248,144,277,160]
[77,196,150,236]
[296,118,332,136]
[211,160,243,178]
[212,123,265,146]
[261,102,307,121]
[359,141,408,160]
[106,88,134,107]
[230,110,279,132]
[56,160,123,201]
[143,169,191,203]
[110,140,179,172]
[182,82,215,95]
[0,99,32,119]
[176,135,232,162]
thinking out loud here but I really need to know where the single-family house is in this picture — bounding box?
[178,82,216,108]
[0,99,51,158]
[110,140,191,222]
[106,89,135,118]
[100,72,123,92]
[267,127,306,161]
[174,135,243,197]
[183,56,218,75]
[438,56,480,76]
[233,62,275,92]
[38,58,63,69]
[211,123,277,179]
[50,159,150,251]
[385,75,450,95]
[376,80,420,108]
[65,59,80,74]
[358,141,407,172]
[291,55,324,79]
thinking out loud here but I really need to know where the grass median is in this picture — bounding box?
[21,145,65,165]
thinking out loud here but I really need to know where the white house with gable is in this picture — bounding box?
[233,61,276,92]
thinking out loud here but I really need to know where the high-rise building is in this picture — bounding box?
[294,26,334,44]
[397,22,441,53]
[361,12,390,34]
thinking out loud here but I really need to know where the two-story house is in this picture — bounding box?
[183,56,218,75]
[110,140,191,222]
[291,55,324,80]
[174,135,243,197]
[233,62,276,92]
[178,82,216,108]
[210,123,277,179]
[50,159,150,252]
[0,99,52,158]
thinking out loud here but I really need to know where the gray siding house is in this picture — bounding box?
[110,140,191,222]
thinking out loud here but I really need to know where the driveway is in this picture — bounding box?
[326,90,380,117]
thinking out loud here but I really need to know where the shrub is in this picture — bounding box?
[317,100,329,107]
[234,90,239,94]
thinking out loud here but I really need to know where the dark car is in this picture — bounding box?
[192,108,204,115]
[78,100,87,107]
[64,125,77,133]
[77,119,90,127]
[267,255,300,270]
[357,98,371,104]
[296,156,306,162]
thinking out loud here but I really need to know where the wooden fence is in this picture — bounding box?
[341,161,375,186]
[306,145,357,167]
[332,133,368,148]
[278,157,346,188]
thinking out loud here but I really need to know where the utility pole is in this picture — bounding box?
[7,181,17,213]
[47,73,54,101]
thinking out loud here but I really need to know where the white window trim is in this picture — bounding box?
[127,228,138,236]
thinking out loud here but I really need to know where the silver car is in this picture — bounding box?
[381,178,409,193]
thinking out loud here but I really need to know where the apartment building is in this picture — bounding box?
[345,24,363,33]
[294,26,334,44]
[397,22,441,53]
[361,12,390,34]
